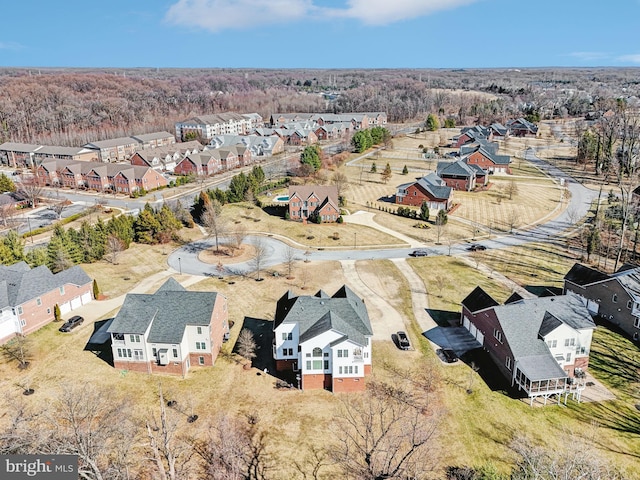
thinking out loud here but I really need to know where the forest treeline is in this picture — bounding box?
[2,67,639,147]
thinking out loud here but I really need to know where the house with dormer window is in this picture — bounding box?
[288,185,340,223]
[273,285,373,392]
[461,287,595,405]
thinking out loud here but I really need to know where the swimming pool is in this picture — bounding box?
[274,195,289,202]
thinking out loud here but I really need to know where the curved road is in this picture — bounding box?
[168,148,600,277]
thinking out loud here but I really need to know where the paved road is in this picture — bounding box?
[168,147,600,276]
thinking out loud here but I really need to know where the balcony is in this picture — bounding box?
[352,354,364,362]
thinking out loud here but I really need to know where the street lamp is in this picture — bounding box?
[178,257,182,275]
[354,232,357,249]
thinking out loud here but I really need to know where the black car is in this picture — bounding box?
[59,315,84,332]
[409,249,429,257]
[439,348,459,363]
[397,331,411,350]
[467,244,487,252]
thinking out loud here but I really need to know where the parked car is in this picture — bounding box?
[397,331,410,350]
[409,249,429,257]
[438,348,459,363]
[467,244,487,252]
[59,315,84,332]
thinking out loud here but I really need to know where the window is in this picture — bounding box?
[323,352,329,357]
[287,332,292,340]
[635,317,640,328]
[493,329,503,343]
[17,306,23,315]
[172,348,178,358]
[364,351,369,359]
[612,294,618,303]
[47,308,51,314]
[547,339,557,349]
[197,327,202,334]
[196,342,206,350]
[152,348,157,357]
[306,361,311,370]
[337,350,343,358]
[342,349,348,357]
[339,366,343,374]
[354,365,358,374]
[305,353,311,357]
[628,300,633,309]
[199,356,205,365]
[130,335,140,343]
[565,338,576,347]
[312,347,322,357]
[312,360,322,370]
[578,346,586,355]
[506,357,511,370]
[566,352,572,362]
[323,360,329,370]
[282,333,287,340]
[59,286,65,295]
[36,297,41,306]
[570,338,575,346]
[134,349,144,361]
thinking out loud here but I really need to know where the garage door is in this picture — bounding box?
[463,316,470,330]
[469,323,477,338]
[60,302,71,315]
[475,330,484,345]
[71,297,82,309]
[81,292,92,305]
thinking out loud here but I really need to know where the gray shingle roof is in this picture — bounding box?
[84,136,140,149]
[414,174,452,201]
[107,279,219,344]
[437,160,476,178]
[274,285,373,347]
[131,132,174,142]
[564,263,610,286]
[0,262,91,308]
[462,286,499,312]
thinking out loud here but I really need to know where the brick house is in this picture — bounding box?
[107,278,229,376]
[273,285,373,392]
[564,263,640,342]
[506,118,539,137]
[460,140,511,174]
[0,262,93,343]
[83,136,141,162]
[395,173,452,210]
[461,287,595,405]
[174,152,221,177]
[131,132,176,149]
[452,126,492,148]
[436,160,487,191]
[288,185,340,223]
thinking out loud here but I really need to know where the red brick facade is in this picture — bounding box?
[302,373,331,390]
[466,151,511,174]
[333,376,365,393]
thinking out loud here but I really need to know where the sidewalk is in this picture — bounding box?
[343,210,424,248]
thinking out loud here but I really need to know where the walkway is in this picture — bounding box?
[344,211,424,248]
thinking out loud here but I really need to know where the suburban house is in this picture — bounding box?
[489,123,509,138]
[130,140,204,172]
[0,262,93,343]
[453,125,492,148]
[461,287,596,405]
[208,134,284,157]
[174,152,222,177]
[273,285,373,392]
[0,142,97,167]
[436,160,488,191]
[83,136,141,162]
[131,132,175,150]
[37,158,167,194]
[174,113,262,141]
[506,118,539,137]
[107,278,229,376]
[288,185,340,223]
[460,140,511,174]
[395,173,453,210]
[564,263,640,342]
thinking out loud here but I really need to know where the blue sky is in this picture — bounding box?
[1,0,639,68]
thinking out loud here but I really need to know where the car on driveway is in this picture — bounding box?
[59,315,84,333]
[438,348,459,363]
[397,331,411,350]
[467,244,487,252]
[409,249,429,257]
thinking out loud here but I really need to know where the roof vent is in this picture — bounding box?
[320,301,325,305]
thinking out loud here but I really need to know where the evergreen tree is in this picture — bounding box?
[47,235,73,273]
[444,118,456,128]
[0,173,16,192]
[227,172,249,202]
[419,202,430,221]
[133,209,162,244]
[436,209,448,225]
[426,114,440,131]
[25,247,47,267]
[191,191,212,223]
[370,162,377,173]
[54,303,61,322]
[93,279,100,299]
[300,146,321,172]
[107,214,134,248]
[402,165,409,175]
[381,163,392,184]
[2,230,24,264]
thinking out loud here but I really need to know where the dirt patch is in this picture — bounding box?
[198,244,256,265]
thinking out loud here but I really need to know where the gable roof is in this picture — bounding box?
[437,160,477,178]
[401,173,452,201]
[288,185,338,206]
[461,286,499,313]
[132,132,174,142]
[274,285,373,347]
[107,278,219,344]
[564,263,610,286]
[84,136,140,149]
[0,262,91,308]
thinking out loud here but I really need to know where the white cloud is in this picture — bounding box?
[617,54,640,64]
[568,51,608,61]
[165,0,313,31]
[165,0,477,31]
[0,41,23,50]
[327,0,478,25]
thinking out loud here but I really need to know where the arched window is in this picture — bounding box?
[312,347,322,357]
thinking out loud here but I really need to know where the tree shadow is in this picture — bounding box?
[235,317,275,373]
[457,348,526,399]
[84,318,114,367]
[523,285,562,297]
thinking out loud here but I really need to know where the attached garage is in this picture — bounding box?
[71,297,82,309]
[586,299,599,315]
[475,329,484,345]
[81,292,92,305]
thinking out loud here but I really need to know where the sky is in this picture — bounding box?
[1,0,639,69]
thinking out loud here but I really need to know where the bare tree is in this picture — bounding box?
[106,235,124,265]
[507,209,520,233]
[283,245,297,279]
[0,334,32,369]
[17,177,43,208]
[230,223,248,256]
[504,180,519,200]
[250,237,267,281]
[332,375,441,479]
[191,413,271,480]
[432,274,448,297]
[0,198,18,227]
[293,445,332,480]
[202,199,228,253]
[49,198,69,220]
[236,328,257,365]
[331,171,350,199]
[469,249,484,270]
